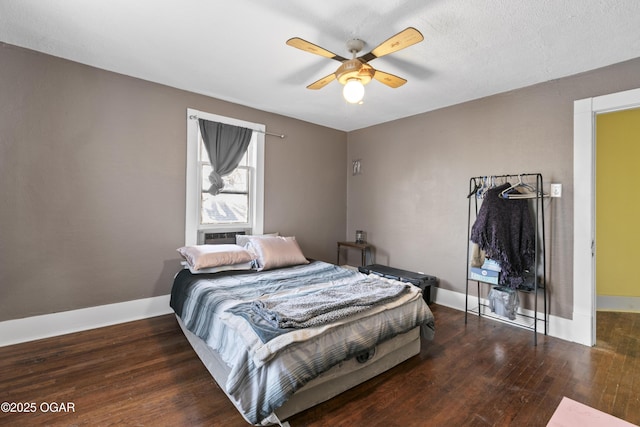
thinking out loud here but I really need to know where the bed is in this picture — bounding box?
[170,236,435,426]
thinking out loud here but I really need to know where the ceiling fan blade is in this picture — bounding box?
[373,70,407,88]
[286,37,347,62]
[359,27,424,62]
[307,73,336,90]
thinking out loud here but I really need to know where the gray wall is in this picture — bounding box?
[347,57,640,319]
[0,43,347,321]
[3,40,640,324]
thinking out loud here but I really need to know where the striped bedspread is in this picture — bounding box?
[170,261,434,425]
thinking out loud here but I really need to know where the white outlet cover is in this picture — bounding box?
[550,183,562,197]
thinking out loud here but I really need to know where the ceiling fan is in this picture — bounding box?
[286,27,424,104]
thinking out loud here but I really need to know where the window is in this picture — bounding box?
[185,108,264,245]
[200,140,250,225]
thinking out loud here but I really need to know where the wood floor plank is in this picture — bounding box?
[1,306,639,426]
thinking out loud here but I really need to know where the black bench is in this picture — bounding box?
[358,264,437,304]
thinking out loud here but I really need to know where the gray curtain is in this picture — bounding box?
[198,119,253,195]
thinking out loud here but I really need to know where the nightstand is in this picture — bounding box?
[337,241,373,267]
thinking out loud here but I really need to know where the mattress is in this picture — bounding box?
[170,260,434,425]
[177,315,421,425]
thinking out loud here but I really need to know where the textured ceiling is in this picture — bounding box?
[1,0,640,131]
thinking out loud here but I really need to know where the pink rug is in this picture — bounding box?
[547,397,637,426]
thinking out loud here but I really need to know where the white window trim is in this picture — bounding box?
[185,108,264,245]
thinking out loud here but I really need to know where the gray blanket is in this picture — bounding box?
[171,261,434,424]
[252,277,410,329]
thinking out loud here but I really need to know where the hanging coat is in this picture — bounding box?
[470,183,536,288]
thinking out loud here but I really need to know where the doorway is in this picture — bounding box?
[595,108,640,310]
[574,88,640,346]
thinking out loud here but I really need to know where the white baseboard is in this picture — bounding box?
[2,287,592,348]
[597,295,640,312]
[432,287,588,346]
[0,295,172,347]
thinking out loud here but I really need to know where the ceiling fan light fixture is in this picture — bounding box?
[336,60,374,86]
[343,78,365,104]
[286,27,424,101]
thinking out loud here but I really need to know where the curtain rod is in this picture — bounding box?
[188,115,285,139]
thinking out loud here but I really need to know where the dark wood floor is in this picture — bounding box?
[0,305,638,426]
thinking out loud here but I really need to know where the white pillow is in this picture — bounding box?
[247,236,309,271]
[177,244,256,271]
[180,260,253,274]
[236,232,279,248]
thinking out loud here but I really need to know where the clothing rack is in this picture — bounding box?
[464,173,547,345]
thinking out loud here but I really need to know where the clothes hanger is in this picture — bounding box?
[500,175,528,198]
[500,174,545,199]
[477,176,490,199]
[467,179,482,198]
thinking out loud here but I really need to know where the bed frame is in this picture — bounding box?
[176,315,420,425]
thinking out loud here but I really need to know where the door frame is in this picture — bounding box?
[573,87,640,346]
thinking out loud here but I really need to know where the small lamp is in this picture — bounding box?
[343,78,365,104]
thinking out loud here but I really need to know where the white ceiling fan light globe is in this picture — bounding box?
[343,78,365,104]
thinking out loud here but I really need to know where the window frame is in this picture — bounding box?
[185,108,264,245]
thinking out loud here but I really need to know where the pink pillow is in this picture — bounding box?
[247,236,309,271]
[177,244,256,271]
[180,260,254,274]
